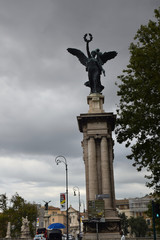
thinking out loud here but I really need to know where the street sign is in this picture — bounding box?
[96,194,109,199]
[88,200,105,219]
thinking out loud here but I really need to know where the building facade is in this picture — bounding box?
[37,205,84,237]
[116,195,153,231]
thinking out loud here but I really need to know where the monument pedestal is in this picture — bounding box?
[44,210,51,228]
[82,218,120,240]
[77,94,120,240]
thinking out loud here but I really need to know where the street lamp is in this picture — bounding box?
[73,186,81,238]
[55,156,69,240]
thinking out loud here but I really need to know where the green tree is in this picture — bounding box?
[0,194,8,237]
[0,193,38,238]
[0,193,8,211]
[115,8,160,193]
[146,199,160,233]
[129,216,148,237]
[0,212,8,237]
[118,212,129,235]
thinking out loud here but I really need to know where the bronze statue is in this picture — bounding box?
[43,200,51,210]
[67,33,117,94]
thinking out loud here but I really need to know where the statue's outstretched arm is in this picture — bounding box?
[83,33,93,58]
[86,41,91,58]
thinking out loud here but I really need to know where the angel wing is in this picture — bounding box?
[100,51,117,65]
[67,48,88,66]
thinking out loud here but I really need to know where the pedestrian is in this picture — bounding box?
[120,230,125,240]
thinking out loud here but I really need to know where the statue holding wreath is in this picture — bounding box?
[67,33,117,94]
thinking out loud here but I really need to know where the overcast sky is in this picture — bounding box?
[0,0,159,211]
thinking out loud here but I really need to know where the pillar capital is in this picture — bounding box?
[87,134,111,140]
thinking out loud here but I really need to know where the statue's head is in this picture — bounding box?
[91,50,96,58]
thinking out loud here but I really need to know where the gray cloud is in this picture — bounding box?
[0,0,158,209]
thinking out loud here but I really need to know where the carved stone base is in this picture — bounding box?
[83,232,120,240]
[83,218,120,240]
[21,231,30,239]
[87,93,104,113]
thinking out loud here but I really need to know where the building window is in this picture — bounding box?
[52,218,54,222]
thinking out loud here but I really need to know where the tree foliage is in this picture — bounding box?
[0,193,7,212]
[129,216,148,237]
[0,193,38,238]
[118,212,129,235]
[116,8,160,193]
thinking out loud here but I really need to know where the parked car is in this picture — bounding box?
[34,228,47,240]
[34,234,46,240]
[62,234,66,240]
[62,234,75,240]
[48,229,62,240]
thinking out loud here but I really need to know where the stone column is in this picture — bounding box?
[88,137,98,200]
[5,222,11,239]
[101,136,112,208]
[82,139,89,212]
[77,102,120,239]
[108,138,116,209]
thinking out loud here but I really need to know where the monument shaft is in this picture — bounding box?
[77,93,120,239]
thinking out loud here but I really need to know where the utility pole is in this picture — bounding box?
[152,201,156,240]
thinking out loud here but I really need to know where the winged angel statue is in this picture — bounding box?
[67,33,117,94]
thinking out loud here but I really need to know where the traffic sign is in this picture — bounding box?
[96,194,109,199]
[88,200,105,219]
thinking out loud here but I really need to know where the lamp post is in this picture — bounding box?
[55,156,69,240]
[73,186,81,238]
